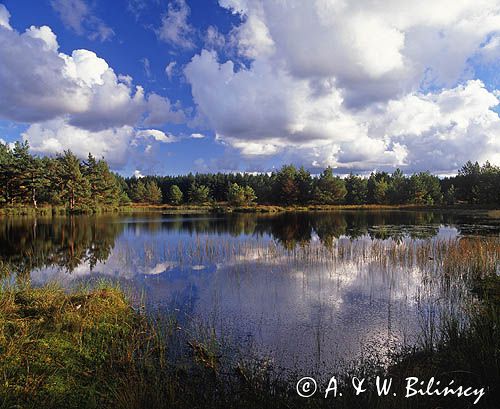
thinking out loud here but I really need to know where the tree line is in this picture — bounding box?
[1,141,499,209]
[126,161,500,206]
[0,142,130,211]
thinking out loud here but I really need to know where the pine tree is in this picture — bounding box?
[345,174,368,204]
[312,167,347,204]
[0,141,15,205]
[373,178,389,204]
[274,165,299,205]
[144,180,162,204]
[388,169,408,204]
[24,156,49,208]
[188,183,210,204]
[83,153,122,206]
[296,166,313,204]
[169,185,183,205]
[130,180,147,202]
[243,185,257,205]
[56,151,91,210]
[445,184,456,205]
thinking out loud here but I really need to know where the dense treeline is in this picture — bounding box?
[0,142,130,211]
[1,141,499,210]
[126,161,500,206]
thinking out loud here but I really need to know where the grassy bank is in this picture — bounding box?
[0,205,133,217]
[130,202,500,215]
[1,202,498,218]
[0,282,163,408]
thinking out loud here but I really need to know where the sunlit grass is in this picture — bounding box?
[0,281,170,409]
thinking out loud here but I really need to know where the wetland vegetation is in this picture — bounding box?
[0,210,498,408]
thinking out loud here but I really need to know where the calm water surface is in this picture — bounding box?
[1,210,499,373]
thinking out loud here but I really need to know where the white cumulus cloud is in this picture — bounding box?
[22,119,135,168]
[0,5,186,171]
[0,4,11,30]
[183,0,500,172]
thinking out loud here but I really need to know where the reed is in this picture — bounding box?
[0,234,498,408]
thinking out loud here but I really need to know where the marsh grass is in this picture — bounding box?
[0,235,498,408]
[0,280,172,409]
[157,234,498,283]
[0,205,132,217]
[386,274,500,409]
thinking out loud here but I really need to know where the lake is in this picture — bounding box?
[1,210,499,374]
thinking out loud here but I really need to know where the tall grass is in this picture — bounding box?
[0,236,498,408]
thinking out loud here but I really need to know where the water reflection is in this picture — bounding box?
[0,211,498,372]
[0,215,124,276]
[1,211,497,276]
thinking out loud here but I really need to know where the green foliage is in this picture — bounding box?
[188,183,210,204]
[445,184,457,205]
[129,179,147,202]
[295,166,313,204]
[128,179,162,204]
[54,151,92,210]
[345,173,368,204]
[227,183,256,206]
[0,141,50,207]
[272,165,300,205]
[0,142,128,212]
[312,167,347,204]
[168,184,184,205]
[454,161,500,204]
[121,161,499,207]
[408,172,443,205]
[144,180,163,204]
[387,168,408,204]
[373,178,389,204]
[83,153,123,207]
[0,138,497,209]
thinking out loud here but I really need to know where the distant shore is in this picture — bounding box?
[130,202,500,214]
[1,202,499,217]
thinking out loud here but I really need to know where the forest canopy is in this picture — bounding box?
[0,141,499,210]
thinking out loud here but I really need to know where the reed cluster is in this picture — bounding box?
[0,235,498,408]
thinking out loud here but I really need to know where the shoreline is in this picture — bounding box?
[1,203,499,217]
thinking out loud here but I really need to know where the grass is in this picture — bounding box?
[124,202,500,215]
[0,281,170,409]
[384,274,500,409]
[0,236,498,408]
[2,202,498,218]
[0,205,133,216]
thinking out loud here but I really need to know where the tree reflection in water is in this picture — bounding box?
[0,210,497,276]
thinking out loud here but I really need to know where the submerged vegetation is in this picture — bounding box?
[0,235,498,408]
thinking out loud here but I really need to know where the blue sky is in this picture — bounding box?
[0,0,499,176]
